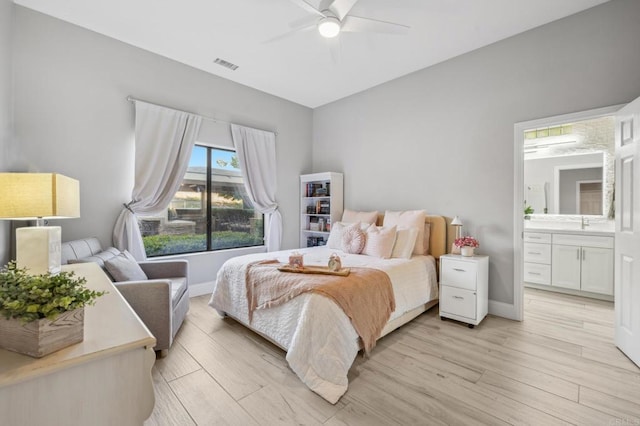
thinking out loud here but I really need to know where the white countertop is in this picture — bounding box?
[524,221,614,237]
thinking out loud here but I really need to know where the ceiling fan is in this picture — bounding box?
[269,0,409,42]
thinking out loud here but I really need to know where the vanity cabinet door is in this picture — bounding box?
[581,247,614,295]
[552,244,581,290]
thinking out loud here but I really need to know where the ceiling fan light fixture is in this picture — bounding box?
[318,16,341,38]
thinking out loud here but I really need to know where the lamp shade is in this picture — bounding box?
[0,173,80,220]
[451,216,463,226]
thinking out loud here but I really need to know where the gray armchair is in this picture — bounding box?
[60,238,189,355]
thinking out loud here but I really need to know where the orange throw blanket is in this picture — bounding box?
[246,260,396,354]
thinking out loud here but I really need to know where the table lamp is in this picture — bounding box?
[0,173,80,274]
[451,215,463,254]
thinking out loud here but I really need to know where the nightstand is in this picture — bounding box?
[439,254,489,328]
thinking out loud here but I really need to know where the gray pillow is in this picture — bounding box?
[104,254,148,282]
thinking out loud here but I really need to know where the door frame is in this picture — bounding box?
[513,104,622,320]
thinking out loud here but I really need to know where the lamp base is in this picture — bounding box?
[16,226,61,275]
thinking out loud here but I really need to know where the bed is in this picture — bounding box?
[209,214,447,403]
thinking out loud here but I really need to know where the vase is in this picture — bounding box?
[0,308,84,358]
[461,246,475,257]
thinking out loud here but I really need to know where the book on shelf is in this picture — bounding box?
[306,183,324,197]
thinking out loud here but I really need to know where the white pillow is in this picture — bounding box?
[326,222,347,249]
[383,210,426,255]
[391,227,420,259]
[363,224,397,259]
[342,209,379,225]
[341,225,366,254]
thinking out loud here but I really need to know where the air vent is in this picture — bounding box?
[214,58,239,71]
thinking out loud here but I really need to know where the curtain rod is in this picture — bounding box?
[126,96,277,135]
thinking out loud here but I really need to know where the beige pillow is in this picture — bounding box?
[342,209,379,225]
[363,224,397,259]
[391,227,419,259]
[341,225,366,254]
[383,210,426,255]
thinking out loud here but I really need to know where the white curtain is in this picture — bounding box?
[231,124,282,252]
[113,101,202,260]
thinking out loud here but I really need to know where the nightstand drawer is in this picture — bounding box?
[524,262,551,285]
[441,286,476,320]
[524,242,551,264]
[441,259,477,291]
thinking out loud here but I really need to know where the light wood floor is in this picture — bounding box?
[145,288,640,425]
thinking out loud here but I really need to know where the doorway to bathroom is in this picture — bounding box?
[513,104,621,321]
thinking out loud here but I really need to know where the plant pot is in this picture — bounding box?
[461,246,475,257]
[0,308,84,358]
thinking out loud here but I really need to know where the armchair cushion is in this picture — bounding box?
[105,254,148,281]
[67,247,121,268]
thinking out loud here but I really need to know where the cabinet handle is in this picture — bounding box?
[453,268,466,272]
[529,236,541,239]
[527,251,541,255]
[452,296,464,300]
[576,249,580,260]
[582,249,585,260]
[529,272,541,276]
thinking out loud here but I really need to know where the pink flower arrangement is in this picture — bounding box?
[454,236,479,248]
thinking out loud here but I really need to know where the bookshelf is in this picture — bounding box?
[300,172,343,248]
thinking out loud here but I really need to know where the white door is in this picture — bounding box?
[615,96,640,367]
[581,246,614,295]
[551,244,581,289]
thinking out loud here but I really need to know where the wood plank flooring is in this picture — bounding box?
[145,288,640,425]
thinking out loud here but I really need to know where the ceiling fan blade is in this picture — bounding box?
[327,0,359,20]
[288,15,319,30]
[263,24,316,44]
[287,0,326,17]
[341,15,410,35]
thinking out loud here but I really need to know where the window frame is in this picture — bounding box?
[142,143,264,257]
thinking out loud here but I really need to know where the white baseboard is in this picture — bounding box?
[189,280,215,298]
[488,299,519,321]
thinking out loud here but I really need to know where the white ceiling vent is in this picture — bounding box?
[214,58,239,71]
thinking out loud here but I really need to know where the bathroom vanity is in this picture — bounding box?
[524,221,614,300]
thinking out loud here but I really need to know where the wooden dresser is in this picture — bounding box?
[0,262,156,425]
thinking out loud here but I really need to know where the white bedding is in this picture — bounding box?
[208,246,438,403]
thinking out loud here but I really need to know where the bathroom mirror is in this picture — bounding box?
[523,116,614,218]
[525,152,605,215]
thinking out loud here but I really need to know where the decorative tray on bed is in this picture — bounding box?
[277,265,351,276]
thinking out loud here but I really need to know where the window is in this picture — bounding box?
[139,145,264,257]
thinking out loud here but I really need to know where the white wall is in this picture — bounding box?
[12,6,313,283]
[312,0,640,308]
[0,0,13,266]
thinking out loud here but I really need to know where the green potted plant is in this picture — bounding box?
[0,262,105,358]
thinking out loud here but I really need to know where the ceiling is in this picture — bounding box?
[14,0,609,108]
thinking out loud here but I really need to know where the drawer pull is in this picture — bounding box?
[528,272,541,276]
[452,296,464,300]
[453,268,466,272]
[528,236,541,239]
[527,251,541,255]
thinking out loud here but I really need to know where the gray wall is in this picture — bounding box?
[12,7,313,285]
[312,0,640,306]
[0,0,13,266]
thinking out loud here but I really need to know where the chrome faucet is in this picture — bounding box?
[581,216,590,230]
